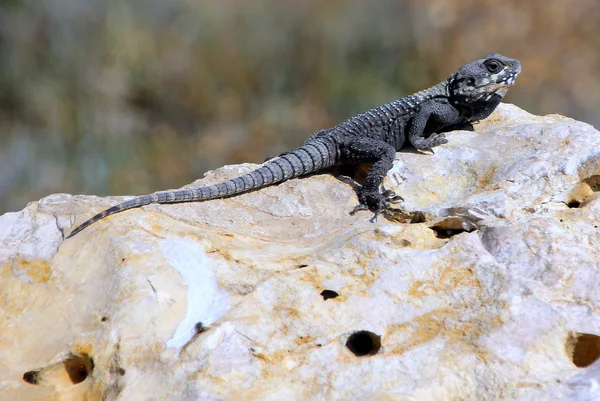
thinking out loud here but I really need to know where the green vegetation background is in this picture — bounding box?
[1,0,599,212]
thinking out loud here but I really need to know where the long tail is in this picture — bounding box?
[66,142,336,238]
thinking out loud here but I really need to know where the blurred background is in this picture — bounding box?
[1,0,599,213]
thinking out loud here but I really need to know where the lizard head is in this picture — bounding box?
[448,54,521,103]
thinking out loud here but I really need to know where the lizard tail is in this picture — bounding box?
[66,142,336,238]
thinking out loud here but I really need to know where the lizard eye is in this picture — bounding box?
[484,59,502,73]
[466,78,476,86]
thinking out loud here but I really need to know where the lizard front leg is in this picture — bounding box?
[340,138,400,219]
[408,100,460,150]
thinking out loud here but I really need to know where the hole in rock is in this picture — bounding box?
[320,290,339,300]
[195,322,208,334]
[22,371,39,385]
[64,354,94,384]
[22,354,94,386]
[430,217,477,239]
[345,331,381,357]
[584,175,600,192]
[431,228,466,239]
[100,316,108,322]
[117,367,126,376]
[567,177,598,208]
[566,332,600,368]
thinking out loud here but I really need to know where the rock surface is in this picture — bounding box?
[1,104,600,400]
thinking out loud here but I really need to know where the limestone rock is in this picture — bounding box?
[1,104,600,400]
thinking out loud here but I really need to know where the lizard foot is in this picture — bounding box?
[418,133,448,150]
[350,188,403,222]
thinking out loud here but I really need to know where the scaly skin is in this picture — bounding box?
[66,54,521,238]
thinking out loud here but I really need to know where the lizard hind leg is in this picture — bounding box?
[341,138,400,221]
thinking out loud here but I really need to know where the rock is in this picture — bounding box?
[1,103,600,400]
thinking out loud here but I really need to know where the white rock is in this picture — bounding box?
[1,104,600,400]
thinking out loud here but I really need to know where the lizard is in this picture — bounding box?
[66,53,521,238]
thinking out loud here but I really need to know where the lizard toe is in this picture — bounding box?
[369,212,380,223]
[350,203,369,215]
[382,189,404,203]
[381,189,396,198]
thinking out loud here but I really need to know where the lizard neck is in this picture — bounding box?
[393,81,450,113]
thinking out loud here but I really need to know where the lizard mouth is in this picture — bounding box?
[495,87,509,97]
[483,82,513,95]
[486,67,521,96]
[477,80,515,100]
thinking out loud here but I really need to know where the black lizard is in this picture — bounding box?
[66,53,521,238]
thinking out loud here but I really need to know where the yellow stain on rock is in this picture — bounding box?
[73,343,94,356]
[391,258,506,359]
[389,302,505,359]
[438,264,478,292]
[11,257,52,284]
[408,280,430,298]
[408,262,478,300]
[477,166,499,189]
